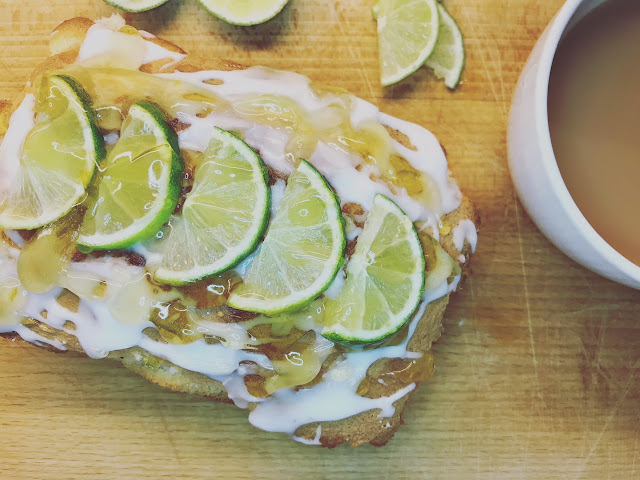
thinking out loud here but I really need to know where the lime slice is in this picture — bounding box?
[102,0,170,13]
[322,194,425,345]
[77,101,183,251]
[0,75,104,230]
[425,3,465,89]
[227,160,345,315]
[198,0,290,26]
[150,127,270,285]
[372,0,440,86]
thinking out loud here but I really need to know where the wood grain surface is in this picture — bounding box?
[0,1,638,478]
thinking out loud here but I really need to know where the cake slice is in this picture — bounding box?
[0,16,478,447]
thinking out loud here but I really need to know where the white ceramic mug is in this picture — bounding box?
[507,0,640,289]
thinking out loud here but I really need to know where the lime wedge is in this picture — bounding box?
[198,0,290,26]
[372,0,440,86]
[425,3,465,89]
[0,75,105,229]
[322,194,425,345]
[227,160,345,315]
[77,101,183,251]
[150,128,270,285]
[102,0,170,12]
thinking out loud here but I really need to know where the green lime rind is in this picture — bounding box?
[197,0,290,26]
[0,75,104,230]
[57,75,107,167]
[321,325,408,347]
[425,3,465,89]
[102,0,171,13]
[227,159,345,316]
[77,101,184,251]
[151,127,271,286]
[322,194,426,346]
[137,100,183,156]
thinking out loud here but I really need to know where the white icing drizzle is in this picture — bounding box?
[77,25,146,68]
[0,94,35,195]
[143,41,186,70]
[322,268,345,301]
[423,274,461,305]
[269,179,286,218]
[139,336,270,377]
[309,141,413,217]
[137,30,155,40]
[199,114,294,174]
[221,367,263,409]
[0,323,67,351]
[346,226,362,242]
[104,132,119,145]
[250,379,416,435]
[292,425,322,446]
[77,21,186,70]
[452,219,478,253]
[378,112,462,216]
[4,229,25,248]
[175,114,216,152]
[0,16,475,444]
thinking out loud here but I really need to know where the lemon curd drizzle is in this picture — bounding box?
[0,18,475,442]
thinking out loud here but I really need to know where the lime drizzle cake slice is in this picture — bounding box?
[0,16,477,446]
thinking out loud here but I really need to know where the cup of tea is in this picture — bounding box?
[508,0,640,289]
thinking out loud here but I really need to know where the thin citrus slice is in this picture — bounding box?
[77,101,183,251]
[102,0,170,13]
[372,0,440,86]
[198,0,290,26]
[425,3,465,89]
[149,127,270,285]
[227,160,345,315]
[322,194,425,345]
[0,75,104,229]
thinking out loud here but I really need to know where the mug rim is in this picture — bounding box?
[534,0,640,282]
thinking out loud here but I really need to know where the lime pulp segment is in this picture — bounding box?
[425,3,466,89]
[77,101,183,251]
[151,127,270,285]
[198,0,291,26]
[322,194,425,345]
[374,0,440,86]
[0,75,104,230]
[227,159,345,315]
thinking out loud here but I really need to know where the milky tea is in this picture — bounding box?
[547,0,640,266]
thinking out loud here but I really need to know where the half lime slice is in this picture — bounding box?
[322,194,425,345]
[102,0,170,12]
[0,75,104,229]
[372,0,440,86]
[150,128,270,285]
[227,160,345,315]
[77,101,183,251]
[198,0,290,26]
[425,3,466,89]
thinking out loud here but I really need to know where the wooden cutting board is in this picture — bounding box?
[0,1,638,478]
